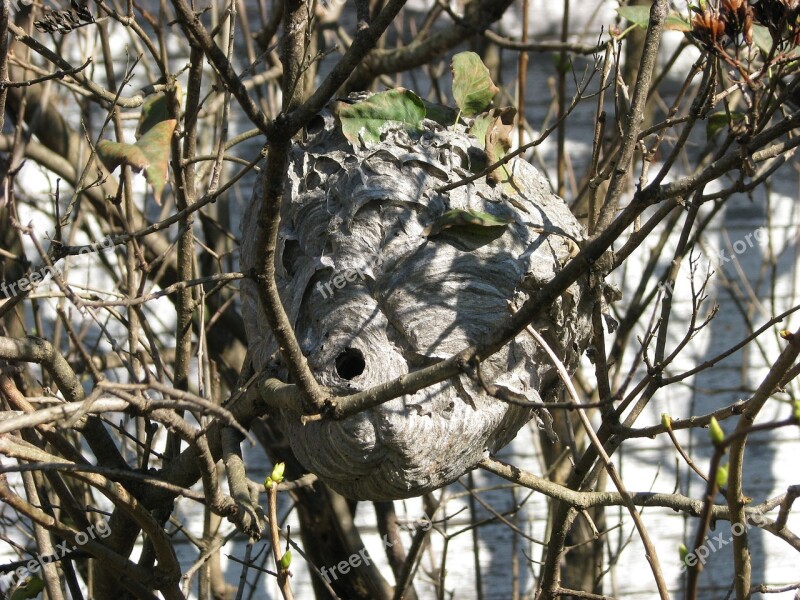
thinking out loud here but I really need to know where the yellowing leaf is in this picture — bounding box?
[137,85,183,138]
[469,113,492,146]
[338,89,426,145]
[484,107,516,183]
[424,209,513,237]
[96,140,149,172]
[423,208,513,250]
[136,119,177,204]
[138,94,168,138]
[97,119,176,205]
[451,52,499,117]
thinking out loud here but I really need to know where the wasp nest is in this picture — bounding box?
[240,111,594,501]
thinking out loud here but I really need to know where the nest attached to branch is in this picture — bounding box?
[240,110,594,501]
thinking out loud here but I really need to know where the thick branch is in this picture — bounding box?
[168,0,272,134]
[727,326,800,599]
[300,109,800,420]
[595,0,667,231]
[344,0,514,92]
[0,440,181,595]
[0,336,128,470]
[7,21,149,108]
[479,457,794,539]
[284,0,410,131]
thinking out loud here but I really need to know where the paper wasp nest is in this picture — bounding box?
[240,111,594,501]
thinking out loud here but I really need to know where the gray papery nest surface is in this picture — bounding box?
[241,111,595,501]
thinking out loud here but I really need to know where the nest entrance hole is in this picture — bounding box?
[335,348,365,380]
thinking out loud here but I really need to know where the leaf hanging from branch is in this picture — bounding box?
[97,119,176,205]
[423,208,513,237]
[469,107,517,183]
[451,51,499,117]
[337,89,426,145]
[137,93,170,138]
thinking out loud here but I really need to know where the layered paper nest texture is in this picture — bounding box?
[241,112,593,500]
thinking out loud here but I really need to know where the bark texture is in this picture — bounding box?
[241,109,594,500]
